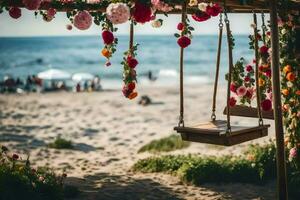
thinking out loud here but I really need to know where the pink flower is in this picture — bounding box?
[151,0,173,12]
[177,22,184,31]
[66,24,73,30]
[246,65,253,72]
[106,3,130,24]
[289,147,297,159]
[105,61,111,67]
[229,97,236,107]
[177,36,191,48]
[230,83,237,93]
[133,2,152,24]
[73,11,92,30]
[297,111,300,118]
[47,8,56,17]
[22,0,41,10]
[9,7,21,19]
[261,99,272,111]
[236,86,247,97]
[102,30,114,45]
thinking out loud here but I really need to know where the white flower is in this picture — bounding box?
[106,3,130,24]
[151,19,162,28]
[287,81,293,88]
[281,28,287,35]
[188,0,198,7]
[198,3,207,12]
[251,163,256,168]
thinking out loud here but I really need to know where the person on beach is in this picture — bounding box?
[76,83,81,92]
[148,71,157,82]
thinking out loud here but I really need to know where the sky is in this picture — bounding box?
[0,9,269,37]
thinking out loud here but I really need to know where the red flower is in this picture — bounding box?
[12,153,19,160]
[256,33,262,40]
[261,99,272,111]
[177,22,184,31]
[260,45,269,54]
[127,82,136,91]
[22,0,41,10]
[246,65,253,72]
[102,30,115,45]
[229,97,237,107]
[244,76,250,82]
[259,65,264,72]
[192,11,211,22]
[265,69,272,77]
[206,4,221,17]
[230,83,237,93]
[127,56,138,68]
[132,2,152,24]
[9,7,21,19]
[177,36,191,48]
[245,90,253,99]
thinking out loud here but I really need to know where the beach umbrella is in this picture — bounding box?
[37,69,71,80]
[72,73,94,82]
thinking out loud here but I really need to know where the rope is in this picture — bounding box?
[253,12,264,126]
[261,11,267,45]
[224,8,233,134]
[178,1,187,127]
[129,20,134,52]
[211,13,224,121]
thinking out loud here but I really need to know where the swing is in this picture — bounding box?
[174,5,270,146]
[223,11,274,120]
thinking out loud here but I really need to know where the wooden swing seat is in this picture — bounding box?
[174,120,270,146]
[223,105,274,119]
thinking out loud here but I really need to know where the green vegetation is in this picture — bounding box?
[138,135,190,153]
[0,145,79,200]
[49,137,73,150]
[133,142,300,198]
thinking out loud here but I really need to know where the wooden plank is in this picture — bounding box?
[177,125,269,146]
[223,105,274,120]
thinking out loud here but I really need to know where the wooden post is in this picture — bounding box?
[269,0,288,199]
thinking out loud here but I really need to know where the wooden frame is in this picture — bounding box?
[223,105,274,119]
[1,0,295,198]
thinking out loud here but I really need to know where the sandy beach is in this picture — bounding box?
[0,84,276,199]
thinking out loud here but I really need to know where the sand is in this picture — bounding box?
[0,84,276,200]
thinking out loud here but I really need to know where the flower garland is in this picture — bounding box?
[277,6,300,165]
[229,21,273,112]
[121,44,139,100]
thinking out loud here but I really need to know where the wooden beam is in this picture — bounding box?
[269,0,288,199]
[2,0,299,14]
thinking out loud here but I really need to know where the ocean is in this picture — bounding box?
[0,35,254,88]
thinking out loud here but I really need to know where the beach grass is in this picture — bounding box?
[48,137,73,150]
[138,134,190,153]
[134,143,278,184]
[133,142,300,198]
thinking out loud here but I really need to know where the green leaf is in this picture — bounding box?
[174,33,180,38]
